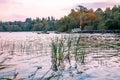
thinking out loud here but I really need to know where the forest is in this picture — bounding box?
[0,5,120,32]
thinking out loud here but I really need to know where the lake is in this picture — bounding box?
[0,32,120,80]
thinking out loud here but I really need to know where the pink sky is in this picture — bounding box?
[0,0,119,21]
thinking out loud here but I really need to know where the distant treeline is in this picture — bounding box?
[74,30,120,33]
[0,5,120,32]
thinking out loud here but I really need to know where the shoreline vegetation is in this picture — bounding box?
[0,5,120,32]
[0,30,120,34]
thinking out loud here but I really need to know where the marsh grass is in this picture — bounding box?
[50,35,86,79]
[0,34,87,79]
[0,37,49,56]
[51,38,58,71]
[80,50,85,64]
[51,37,65,71]
[66,36,73,67]
[0,38,50,79]
[74,36,80,62]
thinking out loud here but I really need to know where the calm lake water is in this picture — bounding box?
[0,32,120,80]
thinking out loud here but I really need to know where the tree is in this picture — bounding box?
[32,23,43,31]
[0,26,3,31]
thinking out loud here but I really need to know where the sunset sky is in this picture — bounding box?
[0,0,119,21]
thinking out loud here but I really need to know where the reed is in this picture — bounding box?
[57,39,64,68]
[51,35,87,71]
[66,36,72,67]
[51,38,58,71]
[80,50,85,64]
[51,36,65,71]
[74,36,80,62]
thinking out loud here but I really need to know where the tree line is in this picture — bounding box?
[0,5,120,32]
[0,17,57,32]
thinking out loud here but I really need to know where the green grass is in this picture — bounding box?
[74,36,80,62]
[66,36,73,66]
[80,50,85,64]
[51,37,65,71]
[51,38,58,71]
[50,35,86,80]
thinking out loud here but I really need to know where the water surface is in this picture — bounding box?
[0,32,120,80]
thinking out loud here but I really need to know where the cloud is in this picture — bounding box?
[0,0,8,3]
[0,0,21,10]
[0,0,119,21]
[0,0,22,5]
[12,14,27,21]
[0,14,26,21]
[61,0,119,12]
[75,1,119,10]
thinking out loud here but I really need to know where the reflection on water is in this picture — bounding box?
[0,32,120,80]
